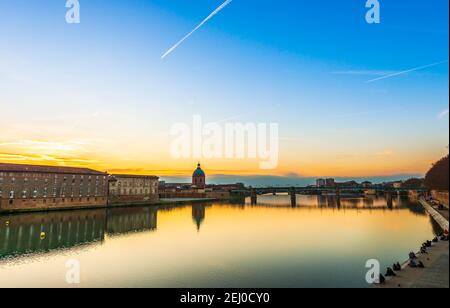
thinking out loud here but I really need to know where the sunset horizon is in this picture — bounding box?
[1,0,448,292]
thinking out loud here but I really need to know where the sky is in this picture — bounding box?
[0,0,448,185]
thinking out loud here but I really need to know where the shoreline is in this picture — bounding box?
[0,197,229,215]
[377,198,449,288]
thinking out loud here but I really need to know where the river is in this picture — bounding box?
[0,195,440,288]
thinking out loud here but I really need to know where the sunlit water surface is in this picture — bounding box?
[0,195,440,288]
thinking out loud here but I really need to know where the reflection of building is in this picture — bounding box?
[108,174,159,205]
[106,207,157,235]
[0,163,108,212]
[192,163,206,189]
[0,209,106,258]
[192,205,206,231]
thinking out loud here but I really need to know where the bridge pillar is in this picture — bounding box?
[289,187,297,208]
[250,189,257,205]
[385,192,393,209]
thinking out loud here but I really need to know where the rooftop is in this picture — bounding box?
[0,163,106,175]
[110,174,159,180]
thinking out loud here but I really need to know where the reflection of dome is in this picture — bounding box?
[192,205,206,232]
[193,163,205,177]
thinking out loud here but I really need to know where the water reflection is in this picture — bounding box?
[192,205,206,232]
[106,207,157,236]
[0,210,106,259]
[0,195,427,261]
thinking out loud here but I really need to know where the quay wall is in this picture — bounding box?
[0,197,107,214]
[420,199,449,231]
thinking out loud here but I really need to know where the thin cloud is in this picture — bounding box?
[161,0,233,59]
[332,70,394,76]
[366,60,448,83]
[438,109,449,119]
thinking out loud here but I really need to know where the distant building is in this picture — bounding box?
[393,182,403,189]
[316,179,326,187]
[337,180,359,188]
[207,183,245,192]
[192,163,206,189]
[108,174,159,205]
[0,163,108,212]
[325,178,336,187]
[160,164,230,200]
[361,181,373,188]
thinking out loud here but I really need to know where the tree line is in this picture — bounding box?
[425,155,449,191]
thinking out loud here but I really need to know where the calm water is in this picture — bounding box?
[0,195,440,288]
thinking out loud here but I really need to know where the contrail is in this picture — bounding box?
[366,60,448,83]
[161,0,233,59]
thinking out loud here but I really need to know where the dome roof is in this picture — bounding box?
[193,163,205,177]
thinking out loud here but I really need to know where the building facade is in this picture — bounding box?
[108,174,159,205]
[316,179,326,188]
[0,163,108,213]
[192,163,206,189]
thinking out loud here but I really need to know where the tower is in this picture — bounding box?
[192,163,206,189]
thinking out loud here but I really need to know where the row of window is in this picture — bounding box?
[111,188,157,195]
[0,172,106,178]
[5,197,106,206]
[0,178,105,186]
[0,188,105,199]
[112,181,158,188]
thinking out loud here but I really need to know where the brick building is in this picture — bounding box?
[192,163,206,189]
[108,174,159,205]
[0,163,108,213]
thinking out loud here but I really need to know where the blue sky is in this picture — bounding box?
[0,0,448,184]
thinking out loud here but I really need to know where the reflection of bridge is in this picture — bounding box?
[234,186,426,207]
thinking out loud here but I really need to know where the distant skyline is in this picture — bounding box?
[0,0,448,179]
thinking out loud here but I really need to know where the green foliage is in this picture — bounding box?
[425,155,449,191]
[402,178,425,189]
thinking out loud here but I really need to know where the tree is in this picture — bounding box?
[425,155,449,191]
[403,178,425,189]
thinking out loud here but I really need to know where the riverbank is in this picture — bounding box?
[378,199,449,288]
[0,197,227,215]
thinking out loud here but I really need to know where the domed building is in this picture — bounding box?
[192,163,206,189]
